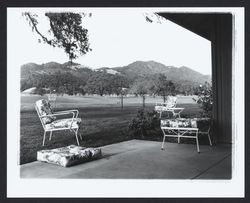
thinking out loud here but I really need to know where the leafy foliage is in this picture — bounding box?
[150,74,176,102]
[33,87,47,96]
[175,82,196,96]
[21,71,88,95]
[193,82,213,117]
[23,12,91,63]
[129,80,150,107]
[84,72,110,96]
[129,109,160,138]
[84,71,130,96]
[109,74,130,96]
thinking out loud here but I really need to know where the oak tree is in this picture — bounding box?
[23,12,91,64]
[151,74,176,102]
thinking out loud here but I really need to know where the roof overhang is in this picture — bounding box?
[157,13,217,41]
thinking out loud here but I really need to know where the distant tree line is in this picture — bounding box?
[21,70,204,103]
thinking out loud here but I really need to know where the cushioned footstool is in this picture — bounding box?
[37,145,102,167]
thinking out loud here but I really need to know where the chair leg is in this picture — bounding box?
[75,128,80,146]
[178,113,181,118]
[43,131,47,146]
[172,111,176,118]
[79,132,83,140]
[161,130,166,150]
[196,131,200,153]
[49,131,53,141]
[208,133,213,146]
[161,134,166,150]
[78,126,82,140]
[177,130,180,144]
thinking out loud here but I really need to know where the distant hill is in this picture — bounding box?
[21,60,211,83]
[21,61,92,81]
[20,60,211,95]
[108,61,211,84]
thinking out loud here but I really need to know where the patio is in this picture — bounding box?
[20,139,232,179]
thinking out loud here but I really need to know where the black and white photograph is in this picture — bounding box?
[6,7,244,198]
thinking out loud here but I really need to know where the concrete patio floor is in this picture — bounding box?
[20,139,232,179]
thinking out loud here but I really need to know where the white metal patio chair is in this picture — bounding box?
[35,99,82,146]
[155,96,184,118]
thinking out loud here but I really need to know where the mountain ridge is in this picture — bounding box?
[106,60,211,84]
[21,60,211,85]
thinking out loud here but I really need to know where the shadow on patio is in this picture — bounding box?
[20,139,231,179]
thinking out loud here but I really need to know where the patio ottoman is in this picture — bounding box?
[37,145,102,167]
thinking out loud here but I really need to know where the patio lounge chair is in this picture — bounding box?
[35,99,82,146]
[155,96,184,118]
[160,118,212,153]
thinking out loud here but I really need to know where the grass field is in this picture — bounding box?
[20,94,204,164]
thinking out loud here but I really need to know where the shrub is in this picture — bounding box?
[193,82,213,118]
[129,109,160,138]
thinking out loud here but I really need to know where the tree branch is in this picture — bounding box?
[25,13,52,45]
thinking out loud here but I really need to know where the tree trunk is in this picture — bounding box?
[163,95,166,103]
[142,95,145,108]
[121,94,123,109]
[140,129,145,139]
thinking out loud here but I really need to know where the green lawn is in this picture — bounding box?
[20,95,205,164]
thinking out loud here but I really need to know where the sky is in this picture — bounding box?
[8,9,212,75]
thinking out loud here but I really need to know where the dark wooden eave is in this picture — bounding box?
[157,13,219,41]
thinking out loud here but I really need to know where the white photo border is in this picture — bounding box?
[7,7,245,198]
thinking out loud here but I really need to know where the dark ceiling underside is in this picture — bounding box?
[157,13,218,41]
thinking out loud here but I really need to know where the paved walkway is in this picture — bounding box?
[20,140,231,179]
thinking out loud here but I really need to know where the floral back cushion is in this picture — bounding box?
[35,99,56,124]
[166,96,177,108]
[161,118,196,128]
[161,118,211,131]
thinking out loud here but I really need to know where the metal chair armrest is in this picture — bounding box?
[167,107,184,111]
[54,110,79,118]
[39,111,75,118]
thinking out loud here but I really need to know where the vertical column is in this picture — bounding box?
[211,14,232,143]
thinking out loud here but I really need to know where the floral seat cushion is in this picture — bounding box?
[45,118,82,130]
[35,99,56,124]
[161,118,211,130]
[37,145,102,167]
[155,104,173,113]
